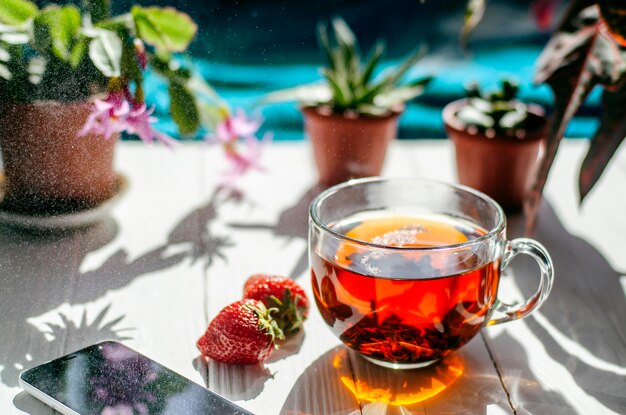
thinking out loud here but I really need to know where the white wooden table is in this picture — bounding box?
[1,140,625,415]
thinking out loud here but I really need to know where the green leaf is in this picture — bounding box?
[331,17,356,48]
[169,81,200,135]
[197,101,224,131]
[373,76,432,108]
[85,0,110,23]
[0,62,11,80]
[321,67,351,108]
[0,44,9,62]
[88,29,122,77]
[0,31,28,44]
[131,6,197,52]
[34,5,81,62]
[579,84,626,201]
[261,83,331,106]
[0,0,37,26]
[317,22,334,70]
[360,41,384,86]
[461,0,485,48]
[383,45,427,87]
[69,37,87,68]
[527,4,626,229]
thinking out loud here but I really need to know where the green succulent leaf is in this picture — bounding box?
[0,0,37,26]
[360,41,384,86]
[579,83,626,201]
[527,4,626,229]
[374,76,432,108]
[131,6,197,52]
[88,29,122,77]
[321,67,351,108]
[383,45,427,88]
[169,81,200,135]
[261,83,331,106]
[34,5,81,63]
[317,22,334,71]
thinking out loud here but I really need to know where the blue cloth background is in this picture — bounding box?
[116,0,600,140]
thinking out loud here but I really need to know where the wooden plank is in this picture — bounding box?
[3,143,210,414]
[483,141,626,415]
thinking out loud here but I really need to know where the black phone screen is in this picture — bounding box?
[20,341,253,415]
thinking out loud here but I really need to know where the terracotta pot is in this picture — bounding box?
[443,99,547,211]
[302,106,401,187]
[0,100,117,214]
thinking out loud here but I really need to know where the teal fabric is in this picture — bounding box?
[126,0,600,140]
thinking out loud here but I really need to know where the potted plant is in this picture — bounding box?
[0,0,267,216]
[265,18,432,186]
[443,79,547,211]
[462,0,626,228]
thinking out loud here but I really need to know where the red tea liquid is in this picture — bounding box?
[311,214,500,365]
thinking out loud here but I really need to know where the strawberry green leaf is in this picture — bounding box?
[131,6,197,52]
[579,83,626,201]
[0,0,37,26]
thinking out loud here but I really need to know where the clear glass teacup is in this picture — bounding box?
[309,178,553,369]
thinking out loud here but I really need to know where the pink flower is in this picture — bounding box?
[209,109,263,144]
[206,109,271,184]
[125,104,177,147]
[79,92,129,140]
[80,93,176,147]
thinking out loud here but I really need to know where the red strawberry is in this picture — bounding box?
[243,274,309,335]
[197,299,284,365]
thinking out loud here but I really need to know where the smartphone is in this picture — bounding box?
[19,341,253,415]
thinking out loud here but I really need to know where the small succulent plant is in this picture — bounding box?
[456,79,532,138]
[265,17,432,117]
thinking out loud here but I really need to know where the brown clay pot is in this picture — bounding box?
[0,100,118,214]
[443,99,547,211]
[302,106,401,187]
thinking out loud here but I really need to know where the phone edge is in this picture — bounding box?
[19,375,81,415]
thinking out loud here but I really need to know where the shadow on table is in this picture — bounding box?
[280,345,515,415]
[0,188,239,399]
[228,184,326,279]
[485,200,626,413]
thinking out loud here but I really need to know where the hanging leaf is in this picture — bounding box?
[579,83,626,201]
[461,0,486,48]
[527,3,626,230]
[0,0,37,26]
[169,81,200,135]
[131,6,197,52]
[88,29,122,77]
[599,0,626,46]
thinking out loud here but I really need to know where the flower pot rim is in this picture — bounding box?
[301,104,404,122]
[443,98,547,142]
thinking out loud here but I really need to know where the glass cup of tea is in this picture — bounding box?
[309,177,554,369]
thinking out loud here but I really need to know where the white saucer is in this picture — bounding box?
[0,173,128,231]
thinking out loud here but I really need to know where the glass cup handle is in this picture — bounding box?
[487,238,554,326]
